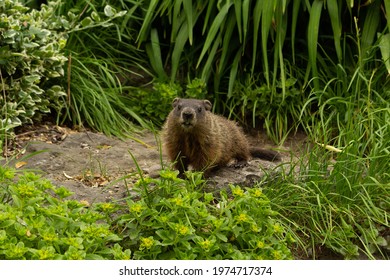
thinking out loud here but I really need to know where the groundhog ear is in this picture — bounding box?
[204,100,212,111]
[172,98,180,107]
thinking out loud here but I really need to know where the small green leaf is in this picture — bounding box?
[104,5,116,17]
[91,11,100,22]
[0,220,15,228]
[81,17,93,27]
[115,11,127,17]
[156,229,175,245]
[215,232,228,242]
[375,236,388,247]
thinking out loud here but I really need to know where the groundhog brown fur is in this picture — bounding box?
[162,98,281,176]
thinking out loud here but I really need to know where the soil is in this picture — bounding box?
[3,123,306,205]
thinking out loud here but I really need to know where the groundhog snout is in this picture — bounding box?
[181,109,195,121]
[182,111,194,120]
[179,108,197,128]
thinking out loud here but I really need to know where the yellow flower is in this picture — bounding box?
[37,247,56,260]
[251,224,259,232]
[256,241,265,249]
[159,170,179,180]
[130,203,144,214]
[231,186,244,197]
[16,183,37,197]
[272,250,282,260]
[100,203,114,212]
[251,188,263,197]
[176,224,190,235]
[199,239,213,251]
[273,223,283,233]
[212,219,224,228]
[140,237,154,250]
[160,215,168,223]
[236,213,248,222]
[41,232,58,242]
[171,197,184,206]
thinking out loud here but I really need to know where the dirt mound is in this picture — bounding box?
[3,125,299,204]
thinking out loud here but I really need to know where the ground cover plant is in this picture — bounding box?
[117,170,293,260]
[0,165,131,259]
[0,165,293,260]
[1,0,389,259]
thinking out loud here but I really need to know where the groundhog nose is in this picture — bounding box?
[182,111,194,120]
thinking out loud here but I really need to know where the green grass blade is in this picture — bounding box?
[360,0,380,63]
[228,47,242,98]
[275,3,288,99]
[308,0,323,90]
[197,1,232,68]
[233,0,243,42]
[219,12,237,76]
[201,36,222,82]
[202,0,217,35]
[145,28,167,79]
[172,0,184,42]
[171,21,189,81]
[379,33,390,75]
[242,0,250,48]
[261,0,276,86]
[385,0,390,31]
[182,0,193,45]
[251,0,263,74]
[327,0,342,62]
[137,0,159,45]
[291,0,301,65]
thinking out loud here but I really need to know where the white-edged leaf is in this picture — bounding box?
[104,5,116,17]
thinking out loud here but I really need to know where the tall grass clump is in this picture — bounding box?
[136,0,389,143]
[55,0,152,136]
[264,34,389,258]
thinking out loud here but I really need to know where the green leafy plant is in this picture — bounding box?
[116,170,294,260]
[229,75,303,144]
[0,0,67,133]
[0,163,293,260]
[0,165,130,260]
[185,78,208,99]
[126,78,209,125]
[126,82,182,125]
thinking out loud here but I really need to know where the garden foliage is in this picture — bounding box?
[0,165,292,260]
[0,0,389,260]
[0,165,130,260]
[119,170,293,260]
[0,0,67,133]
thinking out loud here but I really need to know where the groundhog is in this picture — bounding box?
[162,98,281,176]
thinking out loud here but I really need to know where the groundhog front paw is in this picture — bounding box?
[232,160,248,169]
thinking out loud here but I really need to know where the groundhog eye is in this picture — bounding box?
[198,107,202,112]
[177,105,182,110]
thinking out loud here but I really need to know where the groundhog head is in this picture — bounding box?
[171,98,212,129]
